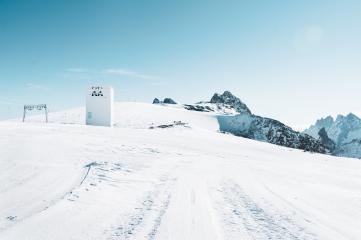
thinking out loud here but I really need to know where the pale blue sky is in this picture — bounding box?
[0,0,360,128]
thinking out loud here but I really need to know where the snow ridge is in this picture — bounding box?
[184,91,326,154]
[210,91,251,114]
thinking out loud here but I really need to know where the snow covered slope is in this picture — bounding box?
[1,102,361,240]
[24,102,220,131]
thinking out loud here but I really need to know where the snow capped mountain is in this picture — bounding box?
[335,139,361,159]
[304,113,361,145]
[304,113,361,158]
[180,91,249,115]
[318,127,336,152]
[184,91,327,153]
[209,91,251,114]
[217,113,326,153]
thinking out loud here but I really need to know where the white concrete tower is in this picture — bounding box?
[86,86,114,127]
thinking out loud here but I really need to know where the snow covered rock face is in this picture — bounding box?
[304,113,361,145]
[181,91,327,154]
[183,103,239,115]
[210,91,251,114]
[335,139,361,158]
[304,113,361,158]
[218,113,326,153]
[318,127,336,152]
[182,91,249,115]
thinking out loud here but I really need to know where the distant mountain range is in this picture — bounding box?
[303,114,361,158]
[181,91,327,154]
[153,91,361,159]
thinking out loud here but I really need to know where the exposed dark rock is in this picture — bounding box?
[304,113,361,145]
[184,90,327,154]
[152,98,160,104]
[163,98,177,104]
[210,91,251,114]
[149,121,188,129]
[207,91,326,153]
[318,127,336,152]
[304,112,361,158]
[334,138,361,159]
[152,97,177,104]
[217,113,326,153]
[254,116,323,153]
[183,104,213,112]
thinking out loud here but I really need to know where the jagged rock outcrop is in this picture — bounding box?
[304,113,361,158]
[179,90,328,154]
[176,90,361,158]
[152,98,160,104]
[334,139,361,158]
[163,98,177,104]
[304,113,361,145]
[182,103,238,114]
[183,104,213,112]
[152,98,177,104]
[217,113,326,153]
[318,127,336,152]
[210,91,251,114]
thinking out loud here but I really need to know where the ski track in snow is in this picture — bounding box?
[108,176,175,240]
[147,190,172,240]
[216,181,317,240]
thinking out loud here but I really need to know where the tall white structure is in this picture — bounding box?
[86,86,114,127]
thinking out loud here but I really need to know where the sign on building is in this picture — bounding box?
[86,86,114,127]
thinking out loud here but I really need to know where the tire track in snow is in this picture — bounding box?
[216,181,317,240]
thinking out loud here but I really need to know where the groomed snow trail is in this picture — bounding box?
[1,103,361,240]
[216,181,316,240]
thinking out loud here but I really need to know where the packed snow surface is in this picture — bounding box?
[1,102,361,240]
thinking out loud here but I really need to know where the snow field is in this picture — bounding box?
[1,102,361,239]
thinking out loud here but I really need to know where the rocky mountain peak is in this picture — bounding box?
[210,91,251,114]
[334,113,361,130]
[334,113,360,122]
[152,98,177,104]
[152,98,160,104]
[304,112,361,158]
[346,112,358,118]
[163,98,177,104]
[345,113,361,122]
[315,116,334,128]
[318,127,336,152]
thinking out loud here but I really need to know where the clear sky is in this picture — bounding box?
[0,0,360,129]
